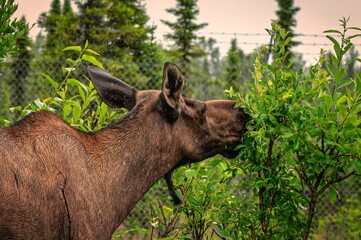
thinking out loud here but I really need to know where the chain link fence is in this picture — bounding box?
[0,58,360,238]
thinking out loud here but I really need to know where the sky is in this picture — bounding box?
[13,0,361,64]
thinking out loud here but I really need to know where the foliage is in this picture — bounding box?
[315,176,361,239]
[9,41,121,132]
[75,0,153,58]
[115,157,245,240]
[38,0,77,53]
[223,38,242,90]
[162,0,208,69]
[228,18,361,239]
[274,0,300,65]
[0,0,31,63]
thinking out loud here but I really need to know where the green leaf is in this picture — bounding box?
[338,105,347,119]
[334,68,345,83]
[65,58,76,65]
[63,104,72,118]
[348,26,361,31]
[34,99,45,109]
[185,169,196,179]
[293,140,300,150]
[62,46,82,52]
[269,115,278,125]
[324,94,333,111]
[208,159,222,167]
[84,40,89,49]
[337,78,352,90]
[281,132,294,139]
[336,95,347,107]
[323,29,342,35]
[72,102,82,120]
[355,158,361,174]
[326,35,341,58]
[82,54,104,69]
[328,188,338,204]
[62,66,75,73]
[85,48,100,56]
[41,73,59,90]
[342,42,353,54]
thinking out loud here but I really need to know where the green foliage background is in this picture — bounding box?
[0,0,360,239]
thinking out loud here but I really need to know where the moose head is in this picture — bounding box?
[88,62,249,164]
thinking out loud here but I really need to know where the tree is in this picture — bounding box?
[73,0,158,89]
[161,0,208,70]
[75,0,152,58]
[275,0,300,65]
[0,0,30,62]
[223,38,242,90]
[62,0,73,16]
[37,0,78,58]
[37,0,61,50]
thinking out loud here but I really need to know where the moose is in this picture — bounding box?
[0,62,249,239]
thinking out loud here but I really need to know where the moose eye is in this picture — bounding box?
[200,105,207,115]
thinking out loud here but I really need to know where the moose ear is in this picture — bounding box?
[87,66,137,110]
[161,62,185,118]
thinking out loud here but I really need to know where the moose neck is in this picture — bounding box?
[91,105,180,234]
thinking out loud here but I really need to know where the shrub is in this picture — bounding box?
[228,18,361,239]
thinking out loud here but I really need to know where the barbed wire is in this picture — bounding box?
[154,31,361,58]
[154,31,361,47]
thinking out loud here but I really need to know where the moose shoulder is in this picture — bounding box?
[0,62,249,239]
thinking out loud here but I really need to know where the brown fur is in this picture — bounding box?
[0,63,249,239]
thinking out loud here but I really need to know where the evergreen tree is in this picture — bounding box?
[194,37,222,99]
[38,0,61,50]
[205,37,221,77]
[38,0,78,54]
[75,0,106,48]
[161,0,208,70]
[275,0,300,64]
[62,0,74,16]
[73,0,158,89]
[75,0,152,58]
[223,38,242,90]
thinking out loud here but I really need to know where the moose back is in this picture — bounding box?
[0,62,249,239]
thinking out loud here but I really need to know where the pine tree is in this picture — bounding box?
[62,0,74,16]
[161,0,208,70]
[38,0,61,49]
[275,0,300,64]
[38,0,77,53]
[75,0,152,58]
[223,38,242,90]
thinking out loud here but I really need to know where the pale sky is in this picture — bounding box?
[13,0,361,64]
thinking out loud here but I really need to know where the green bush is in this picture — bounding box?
[9,41,123,131]
[0,0,31,62]
[228,18,361,239]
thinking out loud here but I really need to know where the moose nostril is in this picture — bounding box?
[237,110,251,124]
